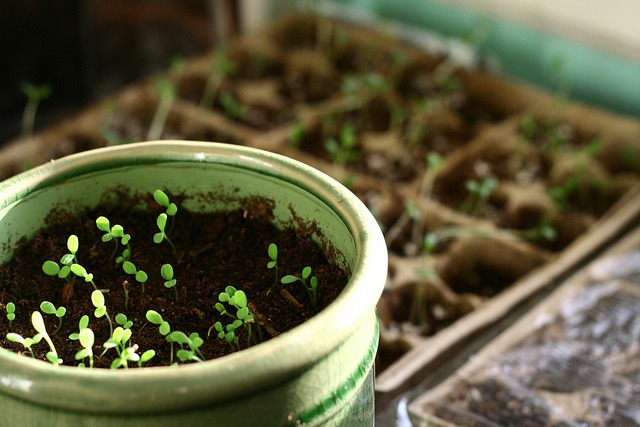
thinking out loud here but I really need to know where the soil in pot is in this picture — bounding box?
[0,190,349,368]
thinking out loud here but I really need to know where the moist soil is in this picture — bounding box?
[0,191,349,368]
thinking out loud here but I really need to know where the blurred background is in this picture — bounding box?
[1,0,638,144]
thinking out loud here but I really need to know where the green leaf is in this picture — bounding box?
[67,235,79,254]
[146,310,162,324]
[268,243,278,260]
[280,275,298,284]
[96,216,110,232]
[42,260,61,276]
[31,311,47,334]
[301,267,312,280]
[135,270,148,283]
[161,264,174,280]
[233,290,247,308]
[153,233,164,244]
[91,290,105,308]
[157,213,168,231]
[78,328,94,348]
[153,190,170,207]
[166,203,178,216]
[60,254,75,265]
[140,349,155,363]
[6,333,25,345]
[122,261,137,275]
[79,315,90,329]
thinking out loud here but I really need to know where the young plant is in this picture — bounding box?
[200,49,237,109]
[32,311,62,365]
[153,189,178,254]
[213,286,259,348]
[5,302,15,326]
[69,315,90,341]
[288,123,307,147]
[146,310,176,364]
[6,330,42,359]
[91,289,113,337]
[167,331,205,363]
[75,328,94,368]
[103,326,151,369]
[42,234,98,297]
[39,301,66,335]
[115,313,133,329]
[266,243,279,286]
[146,58,184,141]
[212,319,243,352]
[20,81,52,139]
[324,123,359,167]
[281,266,319,310]
[460,176,498,216]
[122,261,149,294]
[95,216,132,264]
[161,263,178,301]
[218,91,247,120]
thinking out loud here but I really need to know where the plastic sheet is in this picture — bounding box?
[415,250,640,426]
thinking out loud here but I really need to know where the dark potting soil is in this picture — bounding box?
[0,191,349,368]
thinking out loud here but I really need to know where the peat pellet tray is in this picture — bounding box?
[410,224,640,426]
[1,13,639,413]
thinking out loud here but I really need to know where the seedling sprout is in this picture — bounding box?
[40,301,66,335]
[281,267,319,310]
[266,243,279,285]
[5,302,15,326]
[161,263,178,301]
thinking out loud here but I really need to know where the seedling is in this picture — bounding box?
[266,243,279,285]
[6,330,42,359]
[161,263,178,301]
[146,58,184,141]
[213,286,259,347]
[105,326,154,368]
[104,326,144,369]
[5,302,15,325]
[411,152,444,245]
[43,235,98,294]
[324,123,359,167]
[91,289,113,337]
[520,113,537,142]
[153,189,178,254]
[212,320,243,351]
[146,310,176,364]
[122,261,149,293]
[96,216,132,264]
[281,267,319,310]
[40,301,66,335]
[20,81,52,139]
[516,217,558,243]
[115,313,133,329]
[289,123,307,147]
[75,328,94,368]
[168,331,205,363]
[200,49,237,108]
[32,311,62,365]
[218,91,247,120]
[69,315,90,341]
[460,177,498,216]
[548,177,578,211]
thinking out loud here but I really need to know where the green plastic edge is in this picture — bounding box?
[331,0,640,117]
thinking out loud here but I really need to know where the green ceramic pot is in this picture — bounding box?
[0,141,387,426]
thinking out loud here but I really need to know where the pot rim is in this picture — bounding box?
[0,141,387,412]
